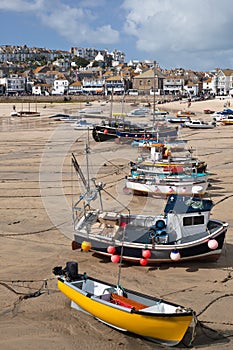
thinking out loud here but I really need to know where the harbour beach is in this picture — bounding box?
[0,98,233,349]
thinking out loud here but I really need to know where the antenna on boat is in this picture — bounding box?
[72,152,88,190]
[85,144,90,192]
[72,150,104,209]
[91,178,104,210]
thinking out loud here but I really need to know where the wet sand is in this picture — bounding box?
[0,99,233,350]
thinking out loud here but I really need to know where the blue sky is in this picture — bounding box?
[1,0,233,71]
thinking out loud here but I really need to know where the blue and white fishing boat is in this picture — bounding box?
[71,153,228,265]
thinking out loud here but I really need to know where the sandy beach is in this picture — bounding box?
[0,98,233,350]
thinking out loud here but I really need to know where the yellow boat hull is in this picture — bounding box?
[58,279,193,346]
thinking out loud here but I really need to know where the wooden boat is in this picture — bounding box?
[53,261,195,346]
[71,153,228,264]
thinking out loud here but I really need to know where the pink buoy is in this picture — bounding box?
[168,187,174,194]
[107,245,116,254]
[181,187,186,194]
[170,250,181,261]
[104,129,108,134]
[208,239,218,250]
[140,258,148,266]
[111,254,120,263]
[142,249,151,259]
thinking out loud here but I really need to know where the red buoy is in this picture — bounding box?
[140,258,148,266]
[107,245,116,254]
[142,249,151,259]
[111,254,120,263]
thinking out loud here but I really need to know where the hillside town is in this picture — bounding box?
[0,44,233,98]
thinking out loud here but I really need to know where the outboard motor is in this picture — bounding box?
[52,265,63,276]
[65,261,79,279]
[52,261,79,280]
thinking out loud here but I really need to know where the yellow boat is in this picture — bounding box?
[53,262,195,346]
[221,115,233,125]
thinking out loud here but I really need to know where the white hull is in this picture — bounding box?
[125,179,208,196]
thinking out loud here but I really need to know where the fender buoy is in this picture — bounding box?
[81,241,91,251]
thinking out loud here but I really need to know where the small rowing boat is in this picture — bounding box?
[53,261,195,346]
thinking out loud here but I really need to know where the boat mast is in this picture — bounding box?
[117,222,126,290]
[153,60,156,127]
[110,87,114,121]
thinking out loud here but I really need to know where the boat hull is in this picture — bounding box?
[73,222,227,264]
[17,111,40,117]
[57,278,193,346]
[125,178,209,197]
[116,127,178,141]
[92,126,118,141]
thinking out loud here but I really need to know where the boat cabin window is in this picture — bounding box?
[183,215,204,226]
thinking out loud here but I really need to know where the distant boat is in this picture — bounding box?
[59,115,80,122]
[79,107,102,114]
[185,119,216,129]
[73,119,95,130]
[10,111,18,117]
[221,115,233,125]
[17,111,41,117]
[166,111,195,124]
[16,101,40,117]
[127,107,150,117]
[48,113,71,120]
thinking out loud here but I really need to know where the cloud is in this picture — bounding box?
[0,0,120,46]
[0,0,44,11]
[37,3,119,45]
[1,0,233,69]
[122,0,233,68]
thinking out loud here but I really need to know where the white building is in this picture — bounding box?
[51,77,69,95]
